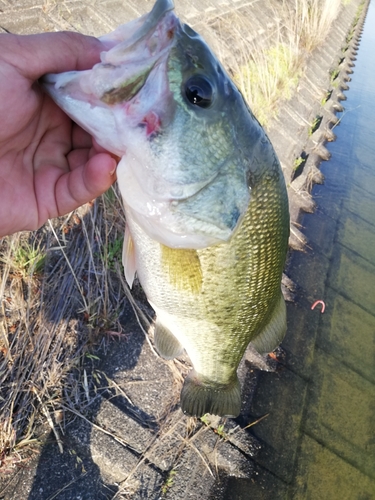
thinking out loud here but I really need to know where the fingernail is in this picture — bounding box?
[109,158,117,175]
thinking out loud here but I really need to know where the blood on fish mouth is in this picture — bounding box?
[139,111,161,137]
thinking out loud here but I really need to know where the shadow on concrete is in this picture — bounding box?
[27,309,149,500]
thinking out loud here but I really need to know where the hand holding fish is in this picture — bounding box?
[0,32,117,238]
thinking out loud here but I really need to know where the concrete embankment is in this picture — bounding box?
[0,0,370,498]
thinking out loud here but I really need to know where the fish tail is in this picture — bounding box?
[180,371,241,418]
[154,320,184,360]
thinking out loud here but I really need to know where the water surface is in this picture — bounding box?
[225,1,375,498]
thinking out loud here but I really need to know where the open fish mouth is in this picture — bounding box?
[42,0,251,249]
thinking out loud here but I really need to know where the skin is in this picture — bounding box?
[0,32,117,238]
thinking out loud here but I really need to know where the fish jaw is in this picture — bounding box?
[99,0,174,54]
[42,2,177,158]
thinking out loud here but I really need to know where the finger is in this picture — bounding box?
[55,153,117,216]
[92,137,111,154]
[2,32,105,81]
[67,148,91,170]
[68,146,119,172]
[72,124,92,149]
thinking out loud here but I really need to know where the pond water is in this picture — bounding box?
[225,1,375,498]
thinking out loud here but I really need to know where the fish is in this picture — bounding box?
[43,0,290,418]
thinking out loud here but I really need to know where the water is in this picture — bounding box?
[288,0,375,488]
[224,2,375,498]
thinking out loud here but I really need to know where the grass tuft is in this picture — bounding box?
[0,188,128,469]
[213,0,345,126]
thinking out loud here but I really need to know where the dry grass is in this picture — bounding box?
[211,0,344,126]
[293,0,343,52]
[0,188,128,468]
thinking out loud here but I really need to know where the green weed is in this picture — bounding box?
[214,423,227,439]
[12,241,46,277]
[321,89,332,105]
[309,115,323,135]
[161,469,177,495]
[294,156,305,170]
[200,414,211,426]
[100,237,124,270]
[330,67,340,83]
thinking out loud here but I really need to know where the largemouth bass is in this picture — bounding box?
[43,0,290,417]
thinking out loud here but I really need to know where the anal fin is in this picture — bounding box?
[251,293,287,354]
[154,321,184,360]
[180,371,241,418]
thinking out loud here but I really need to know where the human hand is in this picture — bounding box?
[0,31,117,238]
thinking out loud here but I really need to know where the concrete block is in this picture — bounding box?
[337,210,375,264]
[317,287,375,384]
[292,434,375,499]
[347,184,375,225]
[163,426,256,500]
[249,367,307,483]
[304,349,375,480]
[96,399,155,454]
[328,246,375,315]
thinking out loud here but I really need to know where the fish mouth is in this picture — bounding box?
[97,0,178,108]
[42,0,178,104]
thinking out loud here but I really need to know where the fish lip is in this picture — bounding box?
[140,0,175,40]
[109,0,175,52]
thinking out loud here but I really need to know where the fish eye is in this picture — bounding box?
[185,76,213,108]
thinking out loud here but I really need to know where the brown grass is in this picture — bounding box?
[0,189,128,468]
[209,0,343,126]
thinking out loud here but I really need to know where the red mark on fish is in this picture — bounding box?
[141,111,161,137]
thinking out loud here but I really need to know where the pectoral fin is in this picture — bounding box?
[161,245,202,294]
[122,224,137,287]
[154,321,184,360]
